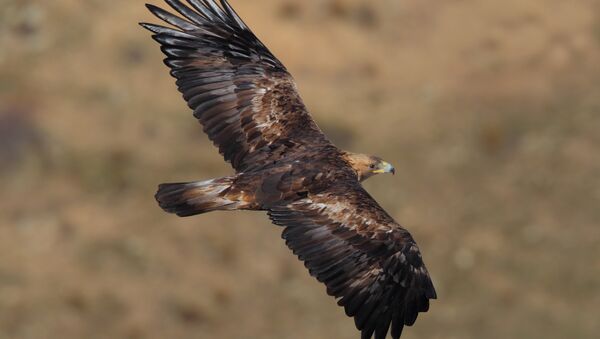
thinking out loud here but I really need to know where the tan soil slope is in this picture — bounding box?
[0,1,599,338]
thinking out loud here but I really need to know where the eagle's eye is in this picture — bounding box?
[369,164,376,169]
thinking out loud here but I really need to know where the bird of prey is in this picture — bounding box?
[141,1,436,338]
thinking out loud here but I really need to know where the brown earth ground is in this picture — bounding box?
[1,0,599,338]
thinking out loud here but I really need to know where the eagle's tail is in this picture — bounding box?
[155,176,251,217]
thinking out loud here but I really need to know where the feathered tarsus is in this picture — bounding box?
[141,1,436,338]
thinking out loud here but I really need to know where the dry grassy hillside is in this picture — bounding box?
[1,0,599,338]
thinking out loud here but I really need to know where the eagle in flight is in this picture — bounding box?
[141,1,436,338]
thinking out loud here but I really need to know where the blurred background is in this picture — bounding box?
[1,0,599,338]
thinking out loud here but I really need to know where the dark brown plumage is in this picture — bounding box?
[141,1,436,338]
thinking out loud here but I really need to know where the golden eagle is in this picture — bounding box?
[141,1,436,338]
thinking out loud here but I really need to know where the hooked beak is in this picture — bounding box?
[373,161,396,175]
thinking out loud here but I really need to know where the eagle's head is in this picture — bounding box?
[343,152,396,182]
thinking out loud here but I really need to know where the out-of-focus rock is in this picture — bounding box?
[0,107,44,173]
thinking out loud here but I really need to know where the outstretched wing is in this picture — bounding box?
[141,0,331,171]
[268,182,437,339]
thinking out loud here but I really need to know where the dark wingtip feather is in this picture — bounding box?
[145,3,161,14]
[374,312,393,339]
[203,0,227,20]
[139,22,159,33]
[146,2,198,30]
[165,0,206,25]
[429,284,438,299]
[220,0,249,30]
